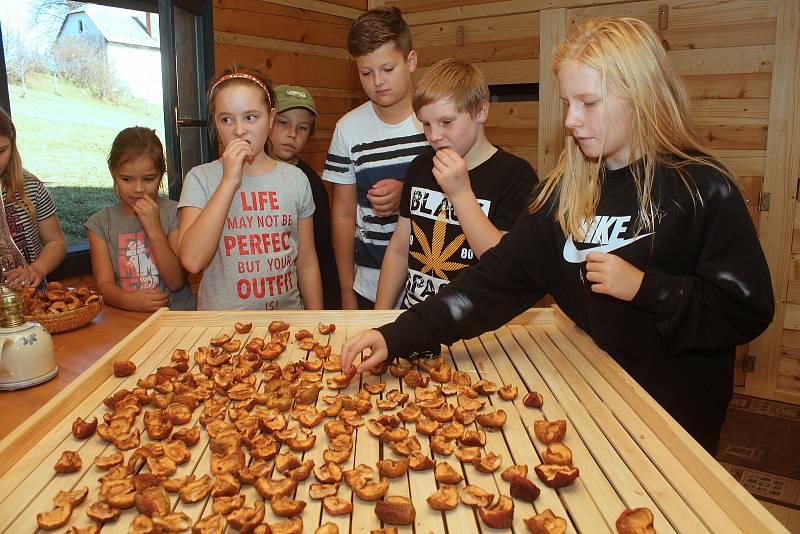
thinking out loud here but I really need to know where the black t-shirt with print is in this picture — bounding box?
[399,147,538,307]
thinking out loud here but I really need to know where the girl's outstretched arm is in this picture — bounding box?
[30,215,66,282]
[296,216,323,310]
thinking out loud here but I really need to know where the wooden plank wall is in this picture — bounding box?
[212,0,367,174]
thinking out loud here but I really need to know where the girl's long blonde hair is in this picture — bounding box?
[530,17,731,238]
[0,108,36,219]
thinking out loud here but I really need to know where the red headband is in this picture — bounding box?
[210,73,272,107]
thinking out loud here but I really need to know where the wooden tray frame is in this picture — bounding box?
[0,307,786,533]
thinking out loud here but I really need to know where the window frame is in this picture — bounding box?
[0,0,214,279]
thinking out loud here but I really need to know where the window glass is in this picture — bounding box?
[1,2,165,246]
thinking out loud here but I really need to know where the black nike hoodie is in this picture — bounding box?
[377,158,774,452]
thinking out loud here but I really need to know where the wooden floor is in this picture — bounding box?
[763,502,800,533]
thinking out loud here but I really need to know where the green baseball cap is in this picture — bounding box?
[274,85,318,116]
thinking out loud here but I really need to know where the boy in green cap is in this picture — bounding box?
[270,84,341,308]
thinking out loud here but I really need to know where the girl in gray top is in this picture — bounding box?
[86,127,195,311]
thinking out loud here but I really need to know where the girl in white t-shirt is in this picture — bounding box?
[178,66,322,310]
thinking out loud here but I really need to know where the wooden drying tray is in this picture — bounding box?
[0,308,786,533]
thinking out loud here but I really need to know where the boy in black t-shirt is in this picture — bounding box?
[270,85,341,308]
[374,59,538,309]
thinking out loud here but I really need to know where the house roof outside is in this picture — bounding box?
[62,4,159,49]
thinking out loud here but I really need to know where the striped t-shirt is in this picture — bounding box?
[2,171,57,265]
[323,101,429,301]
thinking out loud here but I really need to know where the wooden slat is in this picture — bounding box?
[484,127,538,147]
[567,0,777,30]
[748,0,800,396]
[553,312,789,533]
[690,98,770,126]
[485,101,538,129]
[215,44,361,90]
[214,31,350,60]
[785,303,800,331]
[412,12,539,49]
[682,73,772,100]
[264,0,364,19]
[539,8,567,179]
[0,308,166,484]
[716,150,766,177]
[777,355,800,393]
[0,325,200,532]
[401,0,539,25]
[788,281,800,304]
[531,326,714,533]
[214,0,352,47]
[668,45,774,76]
[415,58,539,86]
[416,37,538,68]
[0,308,786,532]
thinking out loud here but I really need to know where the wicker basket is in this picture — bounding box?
[25,296,104,334]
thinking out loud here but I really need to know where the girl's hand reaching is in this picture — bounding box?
[340,328,390,374]
[221,138,254,188]
[6,263,44,289]
[132,196,161,235]
[585,252,644,301]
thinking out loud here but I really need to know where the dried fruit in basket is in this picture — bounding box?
[71,416,98,439]
[524,508,568,534]
[533,419,567,444]
[616,507,656,534]
[479,495,515,529]
[374,495,416,525]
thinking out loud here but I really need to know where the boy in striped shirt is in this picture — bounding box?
[323,6,430,309]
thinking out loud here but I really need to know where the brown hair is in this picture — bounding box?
[347,7,412,57]
[0,107,36,218]
[413,59,488,117]
[207,65,276,142]
[108,127,166,178]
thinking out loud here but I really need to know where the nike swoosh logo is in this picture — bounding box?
[563,233,653,263]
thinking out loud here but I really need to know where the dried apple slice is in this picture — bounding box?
[374,495,415,525]
[616,507,656,534]
[427,484,458,511]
